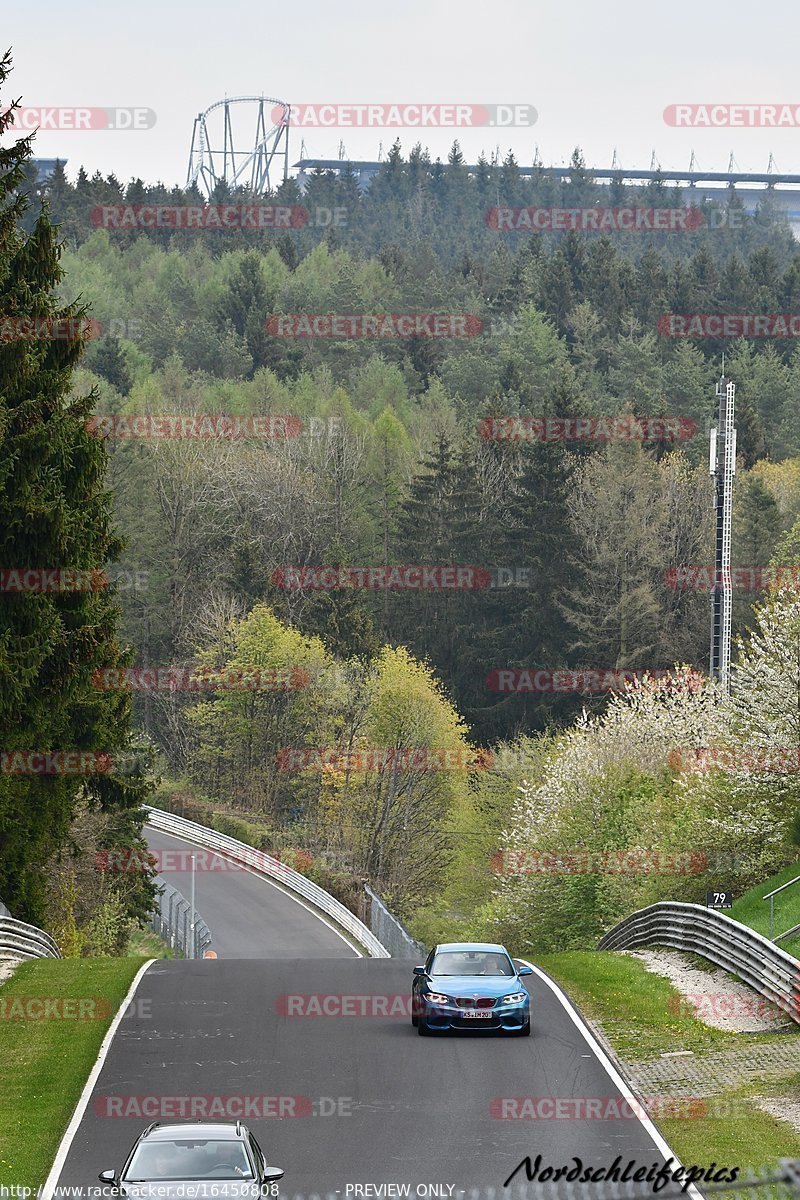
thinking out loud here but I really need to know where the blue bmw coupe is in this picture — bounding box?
[411,941,532,1036]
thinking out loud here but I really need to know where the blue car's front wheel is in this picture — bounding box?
[418,1012,431,1036]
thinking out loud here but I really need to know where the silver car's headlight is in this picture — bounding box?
[501,992,527,1004]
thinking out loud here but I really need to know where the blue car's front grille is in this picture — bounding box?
[455,996,495,1009]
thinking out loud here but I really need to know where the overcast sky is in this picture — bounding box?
[4,0,799,187]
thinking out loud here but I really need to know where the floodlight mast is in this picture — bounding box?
[709,374,737,691]
[186,97,291,198]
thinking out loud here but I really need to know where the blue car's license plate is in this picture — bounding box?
[462,1010,492,1018]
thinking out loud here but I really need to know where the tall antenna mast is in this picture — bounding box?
[709,373,737,692]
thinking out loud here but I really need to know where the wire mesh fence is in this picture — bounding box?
[149,878,212,958]
[363,884,425,959]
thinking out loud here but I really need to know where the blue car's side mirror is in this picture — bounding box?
[413,965,426,975]
[517,965,534,976]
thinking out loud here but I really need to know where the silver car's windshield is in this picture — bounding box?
[126,1139,254,1181]
[431,951,515,976]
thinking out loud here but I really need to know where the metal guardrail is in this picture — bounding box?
[0,916,61,959]
[763,873,800,941]
[598,901,800,1024]
[145,806,390,958]
[364,883,426,959]
[150,878,212,959]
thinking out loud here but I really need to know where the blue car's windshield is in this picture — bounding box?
[431,951,515,976]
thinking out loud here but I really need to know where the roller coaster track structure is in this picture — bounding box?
[186,96,290,197]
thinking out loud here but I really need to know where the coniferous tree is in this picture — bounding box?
[0,55,149,921]
[87,335,134,395]
[468,442,584,738]
[391,434,483,708]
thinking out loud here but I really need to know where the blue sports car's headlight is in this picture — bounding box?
[500,992,527,1004]
[426,992,451,1005]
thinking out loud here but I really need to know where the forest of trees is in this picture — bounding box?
[5,51,800,948]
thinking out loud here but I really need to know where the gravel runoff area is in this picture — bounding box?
[757,1095,800,1131]
[621,947,792,1032]
[618,948,800,1135]
[0,958,18,985]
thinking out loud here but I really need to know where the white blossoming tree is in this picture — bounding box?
[484,654,800,951]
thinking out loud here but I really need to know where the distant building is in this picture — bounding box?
[293,158,800,233]
[31,158,65,180]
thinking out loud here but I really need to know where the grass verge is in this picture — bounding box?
[0,956,147,1191]
[127,928,174,958]
[731,863,800,959]
[537,949,800,1168]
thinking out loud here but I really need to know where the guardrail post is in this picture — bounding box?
[189,853,196,960]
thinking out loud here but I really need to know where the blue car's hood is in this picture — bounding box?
[428,974,524,996]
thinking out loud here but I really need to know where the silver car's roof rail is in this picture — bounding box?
[142,1123,161,1138]
[236,1120,243,1137]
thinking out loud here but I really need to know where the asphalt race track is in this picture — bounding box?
[49,830,684,1197]
[144,826,359,959]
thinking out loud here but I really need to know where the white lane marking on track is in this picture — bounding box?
[519,958,704,1200]
[148,826,363,958]
[40,957,155,1200]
